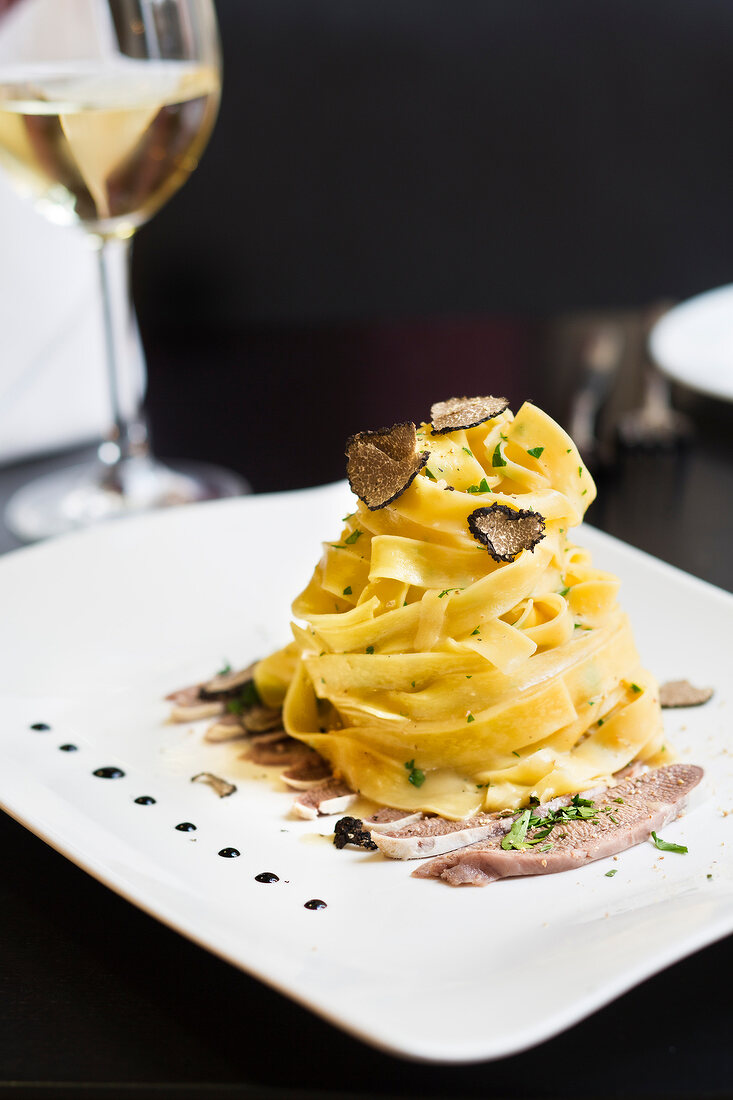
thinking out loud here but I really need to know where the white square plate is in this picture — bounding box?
[1,482,731,1063]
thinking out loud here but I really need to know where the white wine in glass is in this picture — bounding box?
[0,0,246,540]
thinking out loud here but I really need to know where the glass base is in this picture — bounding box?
[5,455,250,542]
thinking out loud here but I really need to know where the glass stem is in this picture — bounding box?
[95,235,149,479]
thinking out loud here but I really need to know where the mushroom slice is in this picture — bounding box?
[204,714,247,743]
[280,754,332,790]
[191,772,237,798]
[245,737,311,767]
[199,662,258,701]
[170,701,224,723]
[241,704,284,733]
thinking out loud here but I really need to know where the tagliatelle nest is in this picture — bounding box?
[345,422,429,510]
[430,395,510,434]
[467,503,546,563]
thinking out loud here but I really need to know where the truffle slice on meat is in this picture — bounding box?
[467,503,546,563]
[345,422,429,510]
[430,395,510,434]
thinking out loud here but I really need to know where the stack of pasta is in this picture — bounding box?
[255,398,664,819]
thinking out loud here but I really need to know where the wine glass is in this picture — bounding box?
[0,0,247,541]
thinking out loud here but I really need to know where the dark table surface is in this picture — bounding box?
[1,358,733,1100]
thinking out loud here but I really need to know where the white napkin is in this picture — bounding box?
[0,173,111,464]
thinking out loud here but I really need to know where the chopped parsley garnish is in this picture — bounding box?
[527,446,544,458]
[344,529,362,545]
[612,797,624,804]
[410,680,416,688]
[578,465,583,477]
[471,626,481,635]
[341,513,355,522]
[424,467,437,481]
[597,718,605,726]
[404,759,425,787]
[651,831,688,854]
[466,712,475,723]
[343,585,352,596]
[467,477,491,494]
[512,750,521,757]
[566,448,572,454]
[501,809,531,850]
[438,587,461,598]
[466,674,472,679]
[630,683,642,693]
[217,661,232,677]
[559,586,570,597]
[500,793,606,851]
[365,645,374,654]
[605,869,617,877]
[492,444,507,468]
[581,489,587,496]
[462,446,473,456]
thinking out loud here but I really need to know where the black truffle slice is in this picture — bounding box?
[467,503,546,563]
[430,395,510,434]
[345,422,429,510]
[333,816,378,851]
[659,680,714,708]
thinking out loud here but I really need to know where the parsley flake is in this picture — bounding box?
[462,446,473,456]
[466,712,475,723]
[344,529,362,545]
[217,661,232,677]
[404,759,425,787]
[559,586,570,597]
[527,446,544,459]
[424,467,437,481]
[651,831,688,854]
[343,585,352,596]
[605,869,617,877]
[471,626,481,635]
[365,645,374,654]
[630,683,642,693]
[501,809,532,850]
[492,444,507,468]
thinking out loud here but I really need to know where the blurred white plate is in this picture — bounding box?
[649,284,733,402]
[0,482,732,1063]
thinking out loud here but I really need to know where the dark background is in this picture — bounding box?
[133,0,733,492]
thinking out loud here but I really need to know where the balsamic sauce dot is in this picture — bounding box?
[134,796,156,806]
[255,872,279,883]
[93,766,125,779]
[175,822,197,832]
[30,722,50,731]
[59,744,77,752]
[218,847,240,858]
[304,899,327,910]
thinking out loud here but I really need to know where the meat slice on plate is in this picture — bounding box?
[372,813,513,860]
[412,763,703,886]
[291,779,357,820]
